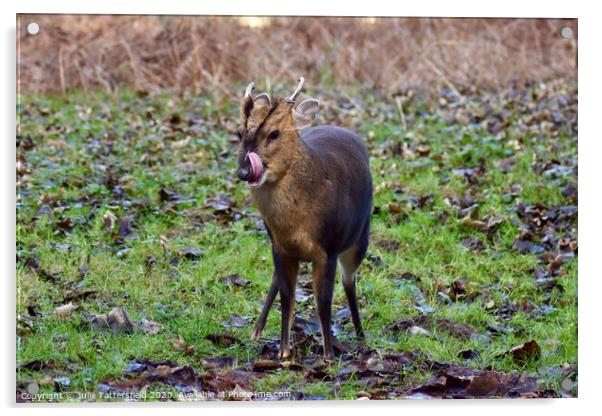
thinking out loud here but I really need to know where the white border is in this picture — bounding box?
[3,1,600,415]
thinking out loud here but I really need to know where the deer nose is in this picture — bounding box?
[237,165,252,181]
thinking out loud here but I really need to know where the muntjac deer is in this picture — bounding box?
[236,78,373,360]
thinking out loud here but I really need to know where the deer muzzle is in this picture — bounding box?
[238,151,264,188]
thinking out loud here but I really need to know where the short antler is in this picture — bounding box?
[285,77,304,103]
[244,82,255,98]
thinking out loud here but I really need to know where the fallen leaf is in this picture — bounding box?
[416,144,431,156]
[374,238,401,252]
[221,274,251,288]
[158,234,170,255]
[388,316,478,340]
[458,349,480,360]
[461,236,484,253]
[159,187,188,203]
[90,307,136,335]
[387,203,402,214]
[205,333,241,347]
[103,211,117,232]
[409,364,553,398]
[171,335,187,351]
[504,340,542,363]
[18,359,56,371]
[171,136,191,150]
[222,313,251,329]
[118,216,135,237]
[514,238,545,255]
[465,373,501,396]
[24,257,60,284]
[62,288,96,303]
[252,359,282,371]
[200,357,235,369]
[55,217,75,231]
[78,255,90,278]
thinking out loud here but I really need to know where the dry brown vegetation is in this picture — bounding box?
[18,15,576,95]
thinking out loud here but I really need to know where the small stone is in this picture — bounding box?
[357,390,371,399]
[139,318,162,335]
[409,325,432,337]
[560,378,573,391]
[54,302,76,318]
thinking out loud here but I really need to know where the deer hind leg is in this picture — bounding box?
[338,230,368,339]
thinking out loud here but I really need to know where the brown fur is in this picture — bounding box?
[244,99,328,264]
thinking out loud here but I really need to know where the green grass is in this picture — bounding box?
[16,81,577,401]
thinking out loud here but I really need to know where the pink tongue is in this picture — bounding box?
[246,152,263,185]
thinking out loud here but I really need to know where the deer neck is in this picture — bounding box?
[250,137,317,227]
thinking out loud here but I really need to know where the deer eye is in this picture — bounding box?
[267,130,280,141]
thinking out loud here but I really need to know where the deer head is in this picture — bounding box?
[236,77,319,188]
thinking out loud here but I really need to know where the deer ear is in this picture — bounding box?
[254,92,271,108]
[249,93,272,126]
[292,98,319,130]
